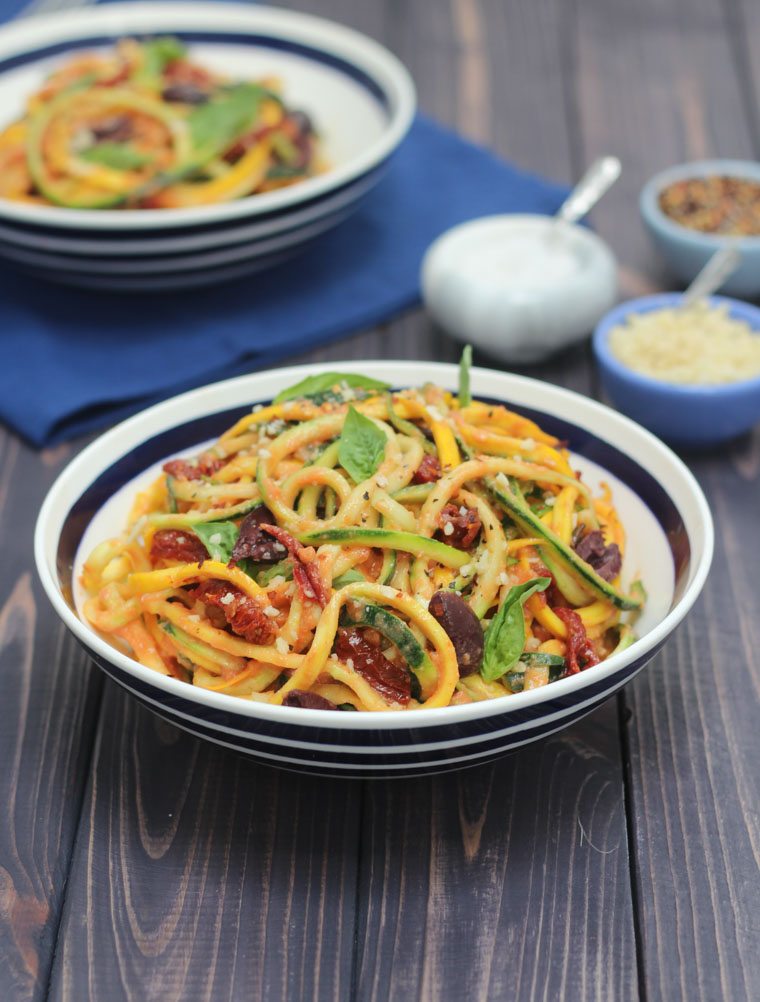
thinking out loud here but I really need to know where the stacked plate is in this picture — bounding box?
[0,3,415,291]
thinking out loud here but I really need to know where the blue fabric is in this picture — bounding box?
[0,113,568,446]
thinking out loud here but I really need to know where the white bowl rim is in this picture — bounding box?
[640,158,760,247]
[0,2,416,231]
[34,360,714,731]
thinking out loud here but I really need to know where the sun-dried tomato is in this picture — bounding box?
[260,524,329,606]
[150,529,208,565]
[194,581,274,644]
[436,503,481,549]
[554,607,600,674]
[163,59,215,88]
[228,506,287,566]
[573,530,622,582]
[334,628,410,705]
[163,453,225,481]
[282,690,338,710]
[411,453,442,484]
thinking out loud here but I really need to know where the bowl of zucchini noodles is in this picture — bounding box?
[0,3,415,290]
[35,359,713,777]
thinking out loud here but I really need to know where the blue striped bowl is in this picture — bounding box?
[0,3,415,290]
[34,362,713,777]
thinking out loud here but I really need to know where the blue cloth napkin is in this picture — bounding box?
[1,114,568,446]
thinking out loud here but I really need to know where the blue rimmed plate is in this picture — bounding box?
[0,3,415,287]
[34,362,713,777]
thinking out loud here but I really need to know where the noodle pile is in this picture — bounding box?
[81,360,644,711]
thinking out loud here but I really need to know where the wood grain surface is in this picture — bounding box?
[0,1,758,1000]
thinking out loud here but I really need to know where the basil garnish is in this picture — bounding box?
[187,83,265,160]
[136,37,187,82]
[338,406,386,484]
[481,576,551,681]
[191,521,239,562]
[273,372,390,404]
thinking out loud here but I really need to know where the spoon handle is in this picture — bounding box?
[681,245,742,307]
[556,156,622,226]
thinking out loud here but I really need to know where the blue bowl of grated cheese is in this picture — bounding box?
[593,293,760,446]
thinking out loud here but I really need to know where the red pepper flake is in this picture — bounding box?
[554,607,600,674]
[150,529,208,566]
[260,524,329,606]
[334,628,410,705]
[194,580,274,644]
[412,453,442,484]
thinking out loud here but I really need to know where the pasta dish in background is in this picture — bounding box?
[0,36,321,209]
[81,351,645,711]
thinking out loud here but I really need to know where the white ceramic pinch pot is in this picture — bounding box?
[421,214,618,364]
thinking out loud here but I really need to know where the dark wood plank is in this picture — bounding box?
[355,702,635,1002]
[574,0,760,998]
[0,433,104,1002]
[622,446,760,1001]
[312,5,639,998]
[49,685,361,1002]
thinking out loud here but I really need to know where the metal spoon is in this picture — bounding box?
[679,244,742,308]
[555,156,622,226]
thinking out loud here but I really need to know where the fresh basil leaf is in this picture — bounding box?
[481,576,550,681]
[191,521,239,562]
[273,372,391,404]
[138,36,187,82]
[80,143,154,170]
[187,83,265,160]
[338,406,386,484]
[459,344,472,407]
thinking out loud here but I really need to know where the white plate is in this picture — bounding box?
[34,362,713,776]
[0,2,415,232]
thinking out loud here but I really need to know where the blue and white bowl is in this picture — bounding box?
[0,3,415,290]
[34,362,713,778]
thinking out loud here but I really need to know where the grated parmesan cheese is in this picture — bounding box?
[442,521,454,536]
[275,636,289,655]
[609,301,760,385]
[219,592,234,606]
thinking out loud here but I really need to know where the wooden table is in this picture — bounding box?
[2,0,759,999]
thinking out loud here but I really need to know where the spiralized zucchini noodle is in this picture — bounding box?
[0,36,323,209]
[81,357,645,712]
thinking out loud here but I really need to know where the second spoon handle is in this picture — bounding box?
[681,245,742,308]
[556,156,622,226]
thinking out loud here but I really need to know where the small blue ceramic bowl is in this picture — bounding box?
[640,160,760,298]
[593,293,760,447]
